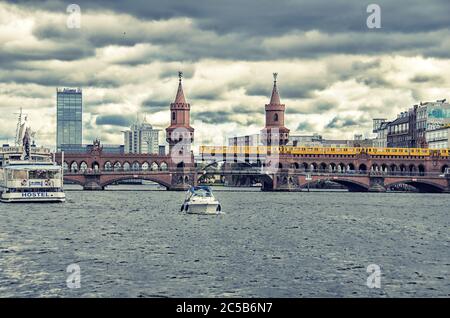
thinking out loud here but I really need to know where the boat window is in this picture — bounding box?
[29,170,55,179]
[12,170,27,179]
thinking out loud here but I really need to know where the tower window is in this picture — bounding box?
[172,112,176,121]
[274,113,279,122]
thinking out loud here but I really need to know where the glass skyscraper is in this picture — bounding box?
[56,88,82,151]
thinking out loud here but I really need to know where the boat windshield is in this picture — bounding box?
[187,186,214,198]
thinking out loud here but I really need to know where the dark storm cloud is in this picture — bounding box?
[326,116,359,129]
[141,98,171,112]
[231,105,264,115]
[192,110,262,126]
[410,74,444,83]
[246,82,328,100]
[355,75,391,88]
[193,111,230,124]
[296,122,315,132]
[3,0,448,66]
[287,100,337,115]
[11,0,450,35]
[95,114,134,127]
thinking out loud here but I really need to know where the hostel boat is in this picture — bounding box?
[0,159,65,203]
[0,110,65,203]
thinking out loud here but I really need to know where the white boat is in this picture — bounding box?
[0,110,65,203]
[181,186,222,214]
[0,160,65,203]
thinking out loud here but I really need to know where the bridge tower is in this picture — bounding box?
[261,73,290,146]
[165,72,196,190]
[165,72,195,165]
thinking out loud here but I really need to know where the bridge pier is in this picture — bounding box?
[270,169,299,192]
[368,176,386,192]
[82,175,104,191]
[167,170,197,191]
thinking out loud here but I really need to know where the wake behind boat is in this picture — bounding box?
[181,186,222,214]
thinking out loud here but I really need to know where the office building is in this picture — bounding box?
[124,118,160,154]
[56,88,82,151]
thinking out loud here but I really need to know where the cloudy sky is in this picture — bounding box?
[1,0,449,150]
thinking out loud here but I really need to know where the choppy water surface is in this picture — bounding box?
[0,187,449,297]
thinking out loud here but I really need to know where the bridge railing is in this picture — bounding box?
[63,167,447,178]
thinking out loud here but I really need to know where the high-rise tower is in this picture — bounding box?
[165,72,194,161]
[261,73,290,145]
[56,88,82,151]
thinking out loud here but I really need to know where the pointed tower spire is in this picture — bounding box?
[261,73,290,146]
[174,71,186,104]
[166,71,194,157]
[270,72,281,105]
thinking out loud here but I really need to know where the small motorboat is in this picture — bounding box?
[181,186,222,214]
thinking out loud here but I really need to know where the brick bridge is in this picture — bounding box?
[201,153,450,192]
[53,73,450,193]
[55,149,450,192]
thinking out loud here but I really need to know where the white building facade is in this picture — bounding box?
[123,120,160,154]
[426,126,450,149]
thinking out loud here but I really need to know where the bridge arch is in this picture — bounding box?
[104,161,112,171]
[358,163,367,173]
[160,162,168,171]
[100,176,171,189]
[441,165,448,173]
[80,161,88,172]
[390,164,398,173]
[303,177,369,192]
[329,163,337,172]
[132,161,140,171]
[123,162,131,171]
[177,162,185,168]
[92,161,100,171]
[114,161,122,171]
[386,180,446,193]
[63,161,69,172]
[70,161,78,172]
[319,162,327,172]
[418,164,425,176]
[142,162,149,171]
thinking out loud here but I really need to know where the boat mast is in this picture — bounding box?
[14,107,23,146]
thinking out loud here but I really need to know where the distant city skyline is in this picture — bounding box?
[1,0,450,148]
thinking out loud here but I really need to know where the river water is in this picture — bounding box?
[0,186,448,297]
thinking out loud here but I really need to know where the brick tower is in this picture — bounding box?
[261,73,290,145]
[165,72,195,159]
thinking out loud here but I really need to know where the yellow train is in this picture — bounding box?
[199,146,450,157]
